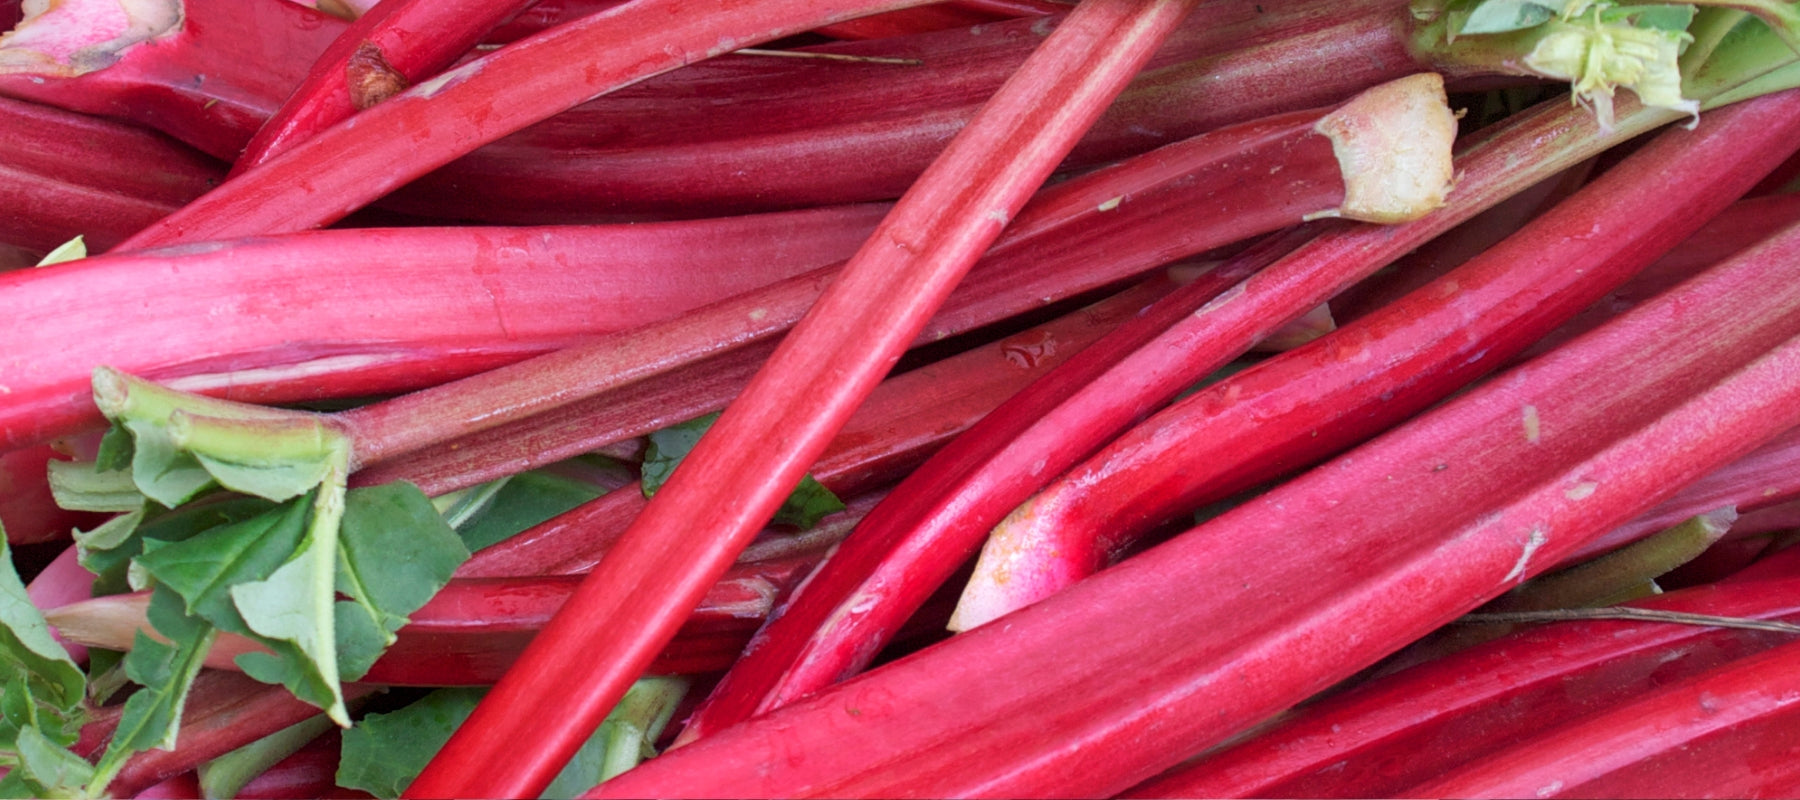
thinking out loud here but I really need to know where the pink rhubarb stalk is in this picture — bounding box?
[45,547,842,685]
[235,0,538,171]
[1404,637,1800,798]
[407,1,1198,795]
[683,86,1656,740]
[1127,571,1800,799]
[0,205,882,451]
[591,200,1800,800]
[350,93,1370,487]
[452,279,1178,578]
[0,96,223,252]
[114,0,943,249]
[948,90,1800,632]
[0,0,341,160]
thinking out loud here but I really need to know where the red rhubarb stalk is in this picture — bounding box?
[0,96,223,252]
[235,0,538,171]
[592,207,1800,800]
[45,547,840,685]
[114,0,944,249]
[950,88,1800,633]
[0,205,883,451]
[1126,572,1800,799]
[1404,637,1800,798]
[347,94,1367,479]
[453,279,1178,577]
[407,2,1198,795]
[0,0,341,160]
[684,87,1660,740]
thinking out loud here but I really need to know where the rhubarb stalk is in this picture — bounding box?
[406,1,1198,795]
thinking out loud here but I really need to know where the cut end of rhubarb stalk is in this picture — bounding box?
[1312,73,1457,224]
[0,0,182,77]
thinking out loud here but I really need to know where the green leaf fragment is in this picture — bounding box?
[1460,0,1561,33]
[88,587,216,796]
[33,236,86,267]
[337,688,484,798]
[642,412,846,530]
[136,493,312,634]
[0,537,86,755]
[332,482,469,680]
[453,471,604,552]
[12,725,94,797]
[232,524,347,726]
[45,459,143,514]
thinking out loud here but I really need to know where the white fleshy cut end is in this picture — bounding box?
[1313,73,1458,224]
[0,0,182,77]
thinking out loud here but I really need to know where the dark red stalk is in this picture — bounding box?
[0,205,882,452]
[592,200,1800,800]
[408,2,1196,795]
[949,91,1800,632]
[1404,638,1800,798]
[2,446,105,546]
[348,95,1363,483]
[1126,573,1800,798]
[0,0,340,160]
[676,223,1328,741]
[71,672,378,799]
[46,547,841,685]
[452,279,1177,578]
[115,0,943,250]
[235,0,539,172]
[684,87,1635,739]
[0,96,224,252]
[393,0,1421,221]
[235,731,368,800]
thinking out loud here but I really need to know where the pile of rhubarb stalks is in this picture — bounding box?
[8,0,1800,795]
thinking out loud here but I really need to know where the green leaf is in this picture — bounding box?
[88,586,216,795]
[337,679,686,799]
[642,412,846,530]
[332,483,469,680]
[121,416,219,508]
[135,494,312,634]
[454,471,605,552]
[231,523,346,725]
[0,537,86,749]
[33,236,86,267]
[12,724,95,797]
[81,496,278,598]
[540,676,687,798]
[198,713,336,800]
[337,688,484,798]
[1459,0,1559,33]
[769,474,847,530]
[95,420,135,472]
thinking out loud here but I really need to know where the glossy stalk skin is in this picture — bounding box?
[0,205,883,452]
[0,96,223,252]
[393,0,1421,221]
[343,98,1354,475]
[452,279,1180,578]
[687,88,1615,736]
[235,0,539,171]
[0,0,340,161]
[1127,573,1800,799]
[591,215,1800,800]
[45,549,837,685]
[950,92,1800,632]
[1405,637,1800,798]
[677,225,1319,742]
[408,3,1198,795]
[1575,422,1800,562]
[115,0,943,250]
